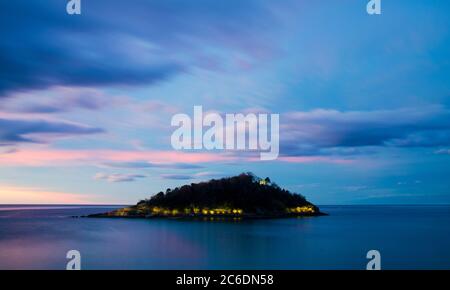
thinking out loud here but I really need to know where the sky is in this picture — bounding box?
[0,0,450,205]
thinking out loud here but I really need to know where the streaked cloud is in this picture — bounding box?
[2,87,123,114]
[102,161,203,170]
[94,173,146,183]
[434,148,450,155]
[0,0,283,97]
[0,117,104,145]
[281,105,450,156]
[159,174,192,180]
[160,171,223,180]
[0,149,234,167]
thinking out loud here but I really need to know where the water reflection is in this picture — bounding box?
[1,205,450,269]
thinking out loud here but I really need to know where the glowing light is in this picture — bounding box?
[287,206,315,214]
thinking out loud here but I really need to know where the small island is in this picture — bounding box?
[89,173,326,219]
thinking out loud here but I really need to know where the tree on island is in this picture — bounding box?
[115,172,323,218]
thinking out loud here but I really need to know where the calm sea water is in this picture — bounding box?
[0,205,449,270]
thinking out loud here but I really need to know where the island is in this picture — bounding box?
[89,173,326,219]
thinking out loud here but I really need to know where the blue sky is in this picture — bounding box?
[0,0,449,205]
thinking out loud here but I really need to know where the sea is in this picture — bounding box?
[0,205,449,270]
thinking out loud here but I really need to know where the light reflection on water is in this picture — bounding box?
[0,205,449,269]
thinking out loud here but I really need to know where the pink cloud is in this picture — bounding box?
[0,148,233,167]
[0,147,355,167]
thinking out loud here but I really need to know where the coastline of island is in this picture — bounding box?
[87,173,327,220]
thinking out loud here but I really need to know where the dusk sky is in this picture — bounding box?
[1,0,450,205]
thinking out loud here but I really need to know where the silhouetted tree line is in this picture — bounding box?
[137,173,316,214]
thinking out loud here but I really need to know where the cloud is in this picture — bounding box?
[139,100,181,114]
[3,87,121,114]
[102,161,203,170]
[342,185,369,192]
[434,148,450,155]
[160,174,193,180]
[0,0,181,96]
[193,171,223,178]
[0,0,283,97]
[281,105,450,156]
[0,117,104,145]
[160,171,223,180]
[277,156,353,164]
[397,180,422,186]
[7,104,448,165]
[0,146,350,168]
[94,173,146,183]
[0,149,233,167]
[0,147,18,154]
